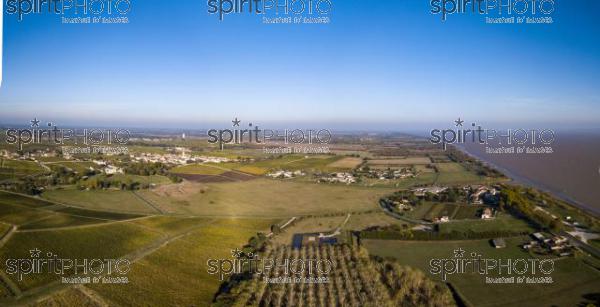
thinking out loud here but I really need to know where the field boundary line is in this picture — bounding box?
[0,224,16,248]
[16,215,156,233]
[131,191,164,214]
[78,285,111,307]
[0,190,152,216]
[17,214,58,228]
[0,270,21,297]
[0,219,219,306]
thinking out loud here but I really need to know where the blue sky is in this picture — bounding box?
[0,0,599,130]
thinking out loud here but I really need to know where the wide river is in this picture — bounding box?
[460,131,600,216]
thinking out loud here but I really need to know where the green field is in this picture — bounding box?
[223,155,343,173]
[0,223,160,291]
[0,159,46,178]
[138,179,394,217]
[102,174,172,186]
[32,287,101,306]
[0,189,278,306]
[170,155,343,176]
[18,214,111,230]
[452,205,486,219]
[439,215,535,234]
[364,238,600,307]
[410,203,493,221]
[43,179,394,217]
[362,172,438,189]
[170,164,226,175]
[91,218,276,307]
[408,202,458,221]
[0,201,55,226]
[46,161,98,173]
[43,189,160,214]
[434,162,483,184]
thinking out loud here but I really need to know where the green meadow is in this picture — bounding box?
[364,238,600,307]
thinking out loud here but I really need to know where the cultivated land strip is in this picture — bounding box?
[0,271,21,297]
[202,163,257,178]
[0,224,16,248]
[0,219,220,306]
[15,216,154,233]
[0,190,144,218]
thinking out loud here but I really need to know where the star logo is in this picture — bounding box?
[454,118,464,127]
[29,248,42,258]
[232,118,241,127]
[231,248,242,258]
[30,118,40,127]
[453,248,465,258]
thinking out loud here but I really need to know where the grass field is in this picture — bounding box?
[411,204,488,221]
[46,161,98,173]
[271,215,348,245]
[343,212,408,231]
[42,179,393,217]
[131,216,216,235]
[438,215,535,234]
[0,223,160,291]
[452,205,486,219]
[18,214,110,230]
[364,238,600,307]
[233,155,343,173]
[0,159,46,178]
[32,287,101,306]
[434,162,483,185]
[0,191,147,227]
[415,164,436,173]
[0,192,56,208]
[101,174,172,186]
[233,165,268,175]
[408,202,457,221]
[43,189,160,214]
[169,164,226,175]
[362,172,438,189]
[0,189,277,306]
[138,179,394,217]
[171,155,343,176]
[326,157,363,169]
[0,201,55,225]
[0,223,11,237]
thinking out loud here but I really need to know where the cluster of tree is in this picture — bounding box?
[121,162,170,176]
[78,177,148,191]
[425,187,465,203]
[0,177,43,195]
[499,186,563,231]
[47,166,99,186]
[361,225,528,241]
[373,258,455,306]
[167,174,183,183]
[247,232,268,252]
[447,149,504,178]
[388,190,419,203]
[214,244,455,307]
[383,188,466,210]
